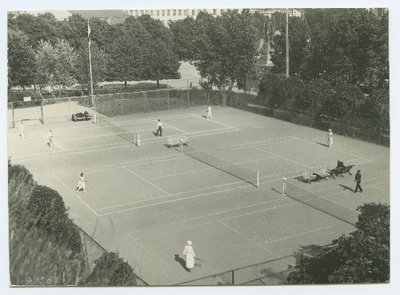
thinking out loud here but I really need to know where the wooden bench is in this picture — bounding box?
[167,135,189,148]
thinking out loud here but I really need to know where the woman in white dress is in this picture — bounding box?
[76,173,87,193]
[183,240,196,272]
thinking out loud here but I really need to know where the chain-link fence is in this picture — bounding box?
[79,227,148,286]
[227,91,390,147]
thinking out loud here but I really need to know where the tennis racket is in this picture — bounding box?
[194,257,204,267]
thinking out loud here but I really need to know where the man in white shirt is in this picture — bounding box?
[47,129,53,148]
[156,119,163,136]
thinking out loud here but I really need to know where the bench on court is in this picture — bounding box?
[167,135,189,148]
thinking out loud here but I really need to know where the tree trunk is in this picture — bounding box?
[124,80,127,89]
[157,79,160,88]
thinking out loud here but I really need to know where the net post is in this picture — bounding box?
[282,177,287,195]
[256,171,260,188]
[137,134,141,147]
[180,139,184,153]
[11,102,15,128]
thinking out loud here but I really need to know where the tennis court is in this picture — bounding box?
[8,105,390,285]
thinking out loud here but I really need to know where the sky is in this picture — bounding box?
[1,1,399,295]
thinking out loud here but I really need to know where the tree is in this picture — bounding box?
[83,252,137,286]
[35,39,78,96]
[192,10,259,105]
[258,72,288,108]
[287,203,389,284]
[7,29,37,91]
[76,43,109,89]
[169,17,197,61]
[11,12,61,49]
[137,15,180,87]
[270,14,311,77]
[106,17,151,88]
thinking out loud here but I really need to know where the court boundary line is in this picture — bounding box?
[53,136,294,177]
[262,222,343,245]
[128,198,295,240]
[123,166,171,196]
[190,113,240,130]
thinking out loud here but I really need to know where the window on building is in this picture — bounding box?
[192,9,196,16]
[162,10,165,16]
[157,10,160,16]
[213,9,217,15]
[173,10,176,16]
[184,10,188,16]
[167,10,170,16]
[179,10,182,16]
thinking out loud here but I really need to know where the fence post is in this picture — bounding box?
[232,270,235,285]
[68,98,71,121]
[144,91,147,113]
[41,99,44,124]
[11,102,15,128]
[187,79,190,107]
[167,87,170,110]
[121,93,124,116]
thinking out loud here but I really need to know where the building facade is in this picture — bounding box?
[126,8,301,26]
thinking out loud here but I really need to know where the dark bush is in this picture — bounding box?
[83,252,137,286]
[27,185,82,253]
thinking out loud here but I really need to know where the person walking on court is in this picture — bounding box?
[327,129,333,148]
[354,170,363,193]
[19,121,26,139]
[183,240,196,272]
[47,129,53,148]
[156,119,163,137]
[76,173,87,193]
[206,105,212,119]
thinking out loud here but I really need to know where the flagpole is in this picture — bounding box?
[88,19,96,123]
[286,9,289,78]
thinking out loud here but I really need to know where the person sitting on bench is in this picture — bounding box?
[336,160,345,169]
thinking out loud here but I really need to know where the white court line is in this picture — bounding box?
[292,136,370,162]
[128,198,294,239]
[190,113,240,130]
[53,174,99,217]
[218,220,273,250]
[263,223,343,245]
[122,166,171,196]
[253,145,311,169]
[97,172,291,216]
[147,155,278,181]
[51,140,65,150]
[163,122,186,134]
[126,234,172,270]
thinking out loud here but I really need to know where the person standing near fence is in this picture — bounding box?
[354,170,363,193]
[327,129,333,148]
[156,119,163,137]
[47,129,53,148]
[183,240,196,273]
[206,105,212,119]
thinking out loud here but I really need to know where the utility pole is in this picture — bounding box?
[286,9,289,78]
[88,19,97,123]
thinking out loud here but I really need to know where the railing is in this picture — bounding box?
[78,226,149,286]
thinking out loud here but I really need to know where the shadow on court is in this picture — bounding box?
[174,254,187,271]
[315,142,329,147]
[339,184,354,192]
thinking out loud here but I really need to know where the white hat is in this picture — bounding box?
[187,240,192,246]
[328,129,332,131]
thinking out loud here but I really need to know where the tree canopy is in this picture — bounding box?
[287,203,389,284]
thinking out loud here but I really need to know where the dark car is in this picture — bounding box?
[72,111,91,122]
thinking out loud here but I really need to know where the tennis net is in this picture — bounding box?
[182,145,259,188]
[282,178,358,226]
[98,116,136,145]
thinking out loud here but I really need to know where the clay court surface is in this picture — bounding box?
[8,105,390,285]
